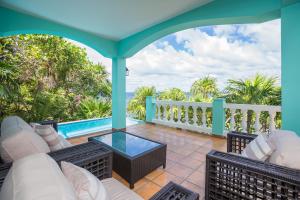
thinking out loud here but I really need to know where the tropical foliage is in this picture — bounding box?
[190,76,219,102]
[75,98,111,119]
[223,74,280,132]
[0,35,111,122]
[127,86,156,120]
[1,35,281,129]
[158,88,186,101]
[223,74,279,105]
[128,74,281,133]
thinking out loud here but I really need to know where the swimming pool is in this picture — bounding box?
[58,117,143,138]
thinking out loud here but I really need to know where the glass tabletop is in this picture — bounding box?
[91,131,160,157]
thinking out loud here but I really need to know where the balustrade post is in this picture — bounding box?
[269,111,276,132]
[170,104,174,122]
[254,111,260,133]
[230,109,235,131]
[185,106,188,124]
[178,105,182,123]
[157,104,161,120]
[163,104,166,120]
[202,107,207,128]
[241,109,247,132]
[212,98,225,136]
[193,106,197,125]
[146,96,156,123]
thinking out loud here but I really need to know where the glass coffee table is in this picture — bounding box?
[89,131,167,188]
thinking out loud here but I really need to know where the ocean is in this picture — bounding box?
[126,92,135,105]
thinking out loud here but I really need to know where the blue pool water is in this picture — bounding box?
[58,117,142,138]
[91,131,160,157]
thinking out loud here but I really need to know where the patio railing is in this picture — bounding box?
[146,96,281,136]
[153,100,213,134]
[224,103,281,134]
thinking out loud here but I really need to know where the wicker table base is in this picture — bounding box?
[89,131,167,189]
[150,181,199,200]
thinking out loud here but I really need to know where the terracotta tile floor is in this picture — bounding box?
[68,123,226,200]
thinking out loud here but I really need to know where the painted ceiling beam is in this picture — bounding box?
[0,7,118,58]
[118,0,282,58]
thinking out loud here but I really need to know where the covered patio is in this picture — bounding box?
[68,123,226,199]
[1,0,300,135]
[1,0,300,200]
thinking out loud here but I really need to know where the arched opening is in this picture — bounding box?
[126,19,281,134]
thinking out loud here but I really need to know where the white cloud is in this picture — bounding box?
[68,19,281,93]
[127,19,281,92]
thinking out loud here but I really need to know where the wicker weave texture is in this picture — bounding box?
[89,132,167,189]
[206,132,300,200]
[50,141,113,180]
[0,141,113,189]
[227,131,257,154]
[150,181,199,200]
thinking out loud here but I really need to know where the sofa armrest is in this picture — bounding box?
[227,131,257,154]
[0,141,113,190]
[205,150,300,200]
[49,141,113,180]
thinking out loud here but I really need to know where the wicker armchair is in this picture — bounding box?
[0,140,113,189]
[205,131,300,200]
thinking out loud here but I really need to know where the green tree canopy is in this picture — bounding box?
[223,74,280,132]
[224,74,279,105]
[127,86,156,120]
[190,76,219,102]
[0,34,111,122]
[158,88,186,101]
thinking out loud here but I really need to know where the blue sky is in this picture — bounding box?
[70,19,281,92]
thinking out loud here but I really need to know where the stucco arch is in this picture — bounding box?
[0,7,117,58]
[118,0,281,58]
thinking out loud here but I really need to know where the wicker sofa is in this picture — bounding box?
[0,140,113,188]
[0,116,113,189]
[0,127,144,199]
[205,131,300,200]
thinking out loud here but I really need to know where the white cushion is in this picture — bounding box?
[268,129,297,147]
[102,178,143,200]
[59,135,73,148]
[241,134,274,161]
[61,161,108,200]
[0,153,76,200]
[34,124,68,151]
[1,116,32,132]
[0,116,50,162]
[268,130,300,169]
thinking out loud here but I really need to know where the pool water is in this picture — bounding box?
[58,117,142,138]
[91,131,160,157]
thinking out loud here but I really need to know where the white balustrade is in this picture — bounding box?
[230,108,235,131]
[154,100,213,134]
[202,107,207,128]
[225,103,281,133]
[152,100,281,135]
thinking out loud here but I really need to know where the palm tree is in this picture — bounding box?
[158,88,186,101]
[190,76,219,102]
[127,86,156,120]
[76,98,112,119]
[224,74,279,132]
[224,74,278,104]
[158,88,186,122]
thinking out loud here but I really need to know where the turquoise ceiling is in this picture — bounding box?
[0,0,211,40]
[0,0,293,58]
